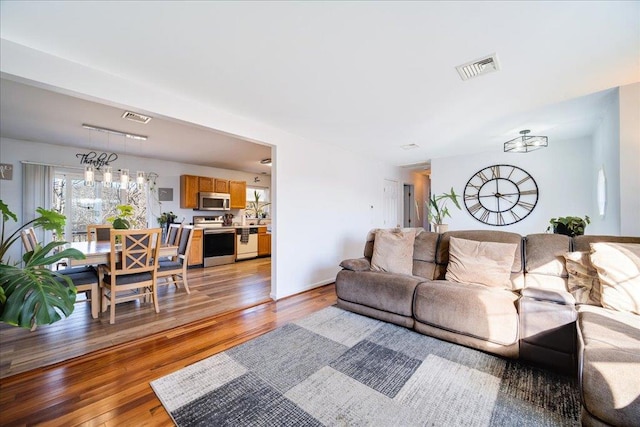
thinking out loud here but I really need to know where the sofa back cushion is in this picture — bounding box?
[573,235,640,251]
[524,233,571,291]
[435,230,524,290]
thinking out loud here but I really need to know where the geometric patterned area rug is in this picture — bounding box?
[151,306,580,426]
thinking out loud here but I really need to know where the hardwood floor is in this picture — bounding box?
[1,258,273,378]
[0,280,337,426]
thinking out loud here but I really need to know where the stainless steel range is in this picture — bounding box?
[193,216,236,267]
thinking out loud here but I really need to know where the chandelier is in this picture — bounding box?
[504,129,548,153]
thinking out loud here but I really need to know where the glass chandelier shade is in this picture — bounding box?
[102,166,113,187]
[120,168,130,187]
[136,171,145,190]
[84,165,95,187]
[504,129,548,153]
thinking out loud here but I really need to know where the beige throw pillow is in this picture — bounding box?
[590,242,640,315]
[563,251,602,306]
[370,228,417,275]
[445,237,517,289]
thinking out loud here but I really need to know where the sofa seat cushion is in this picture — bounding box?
[577,305,640,425]
[335,270,423,317]
[414,280,519,346]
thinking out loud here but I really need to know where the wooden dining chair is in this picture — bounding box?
[157,225,194,295]
[100,228,162,324]
[20,227,38,252]
[165,223,183,246]
[87,224,112,242]
[21,228,99,318]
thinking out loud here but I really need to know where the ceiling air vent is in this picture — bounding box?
[455,54,500,81]
[121,111,152,124]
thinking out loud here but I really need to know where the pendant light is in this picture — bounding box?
[120,168,130,188]
[103,166,113,187]
[84,165,95,186]
[136,171,145,190]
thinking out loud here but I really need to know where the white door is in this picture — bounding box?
[383,179,398,228]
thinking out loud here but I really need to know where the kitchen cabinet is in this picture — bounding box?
[214,179,230,194]
[258,226,271,257]
[180,175,199,208]
[198,177,214,192]
[188,228,204,266]
[229,180,247,209]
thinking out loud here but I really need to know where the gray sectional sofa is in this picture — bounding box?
[336,228,640,426]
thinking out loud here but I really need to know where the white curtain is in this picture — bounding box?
[22,162,54,245]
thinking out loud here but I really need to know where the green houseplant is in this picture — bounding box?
[107,204,134,229]
[547,215,591,237]
[427,187,461,233]
[0,200,85,329]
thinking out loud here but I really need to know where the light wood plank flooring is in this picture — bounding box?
[0,283,337,426]
[0,257,272,378]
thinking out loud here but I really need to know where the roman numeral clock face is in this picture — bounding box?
[464,165,538,226]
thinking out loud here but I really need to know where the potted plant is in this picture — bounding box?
[547,215,591,237]
[247,191,270,224]
[0,200,85,329]
[427,187,461,233]
[107,204,135,229]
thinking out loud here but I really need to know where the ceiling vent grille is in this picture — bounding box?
[455,54,500,81]
[122,111,152,124]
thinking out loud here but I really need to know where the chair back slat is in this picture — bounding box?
[109,228,162,275]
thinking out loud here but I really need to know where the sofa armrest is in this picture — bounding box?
[521,287,576,305]
[339,258,371,272]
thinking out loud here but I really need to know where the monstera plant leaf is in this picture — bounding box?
[0,242,85,329]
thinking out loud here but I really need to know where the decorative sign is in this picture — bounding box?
[0,163,13,180]
[158,188,173,202]
[76,151,118,170]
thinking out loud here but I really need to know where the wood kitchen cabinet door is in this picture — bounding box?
[214,179,230,193]
[258,228,271,256]
[198,177,214,192]
[188,228,203,266]
[180,175,199,208]
[229,180,247,209]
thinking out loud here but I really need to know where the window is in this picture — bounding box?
[53,170,148,241]
[245,186,270,219]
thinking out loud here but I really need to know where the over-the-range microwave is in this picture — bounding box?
[198,192,230,211]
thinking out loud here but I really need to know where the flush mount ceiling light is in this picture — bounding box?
[82,124,148,141]
[260,158,272,165]
[401,144,420,150]
[504,129,548,153]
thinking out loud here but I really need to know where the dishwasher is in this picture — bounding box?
[236,227,258,260]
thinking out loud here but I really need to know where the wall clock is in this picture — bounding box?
[464,164,538,226]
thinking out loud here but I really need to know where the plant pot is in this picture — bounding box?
[434,224,449,233]
[553,223,584,237]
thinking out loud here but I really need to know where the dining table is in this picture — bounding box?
[66,241,178,267]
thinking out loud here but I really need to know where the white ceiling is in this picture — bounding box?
[0,1,638,168]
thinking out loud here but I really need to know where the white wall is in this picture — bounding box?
[0,39,403,299]
[619,82,640,236]
[429,136,595,236]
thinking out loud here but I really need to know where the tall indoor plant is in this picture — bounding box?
[0,200,85,329]
[427,187,461,233]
